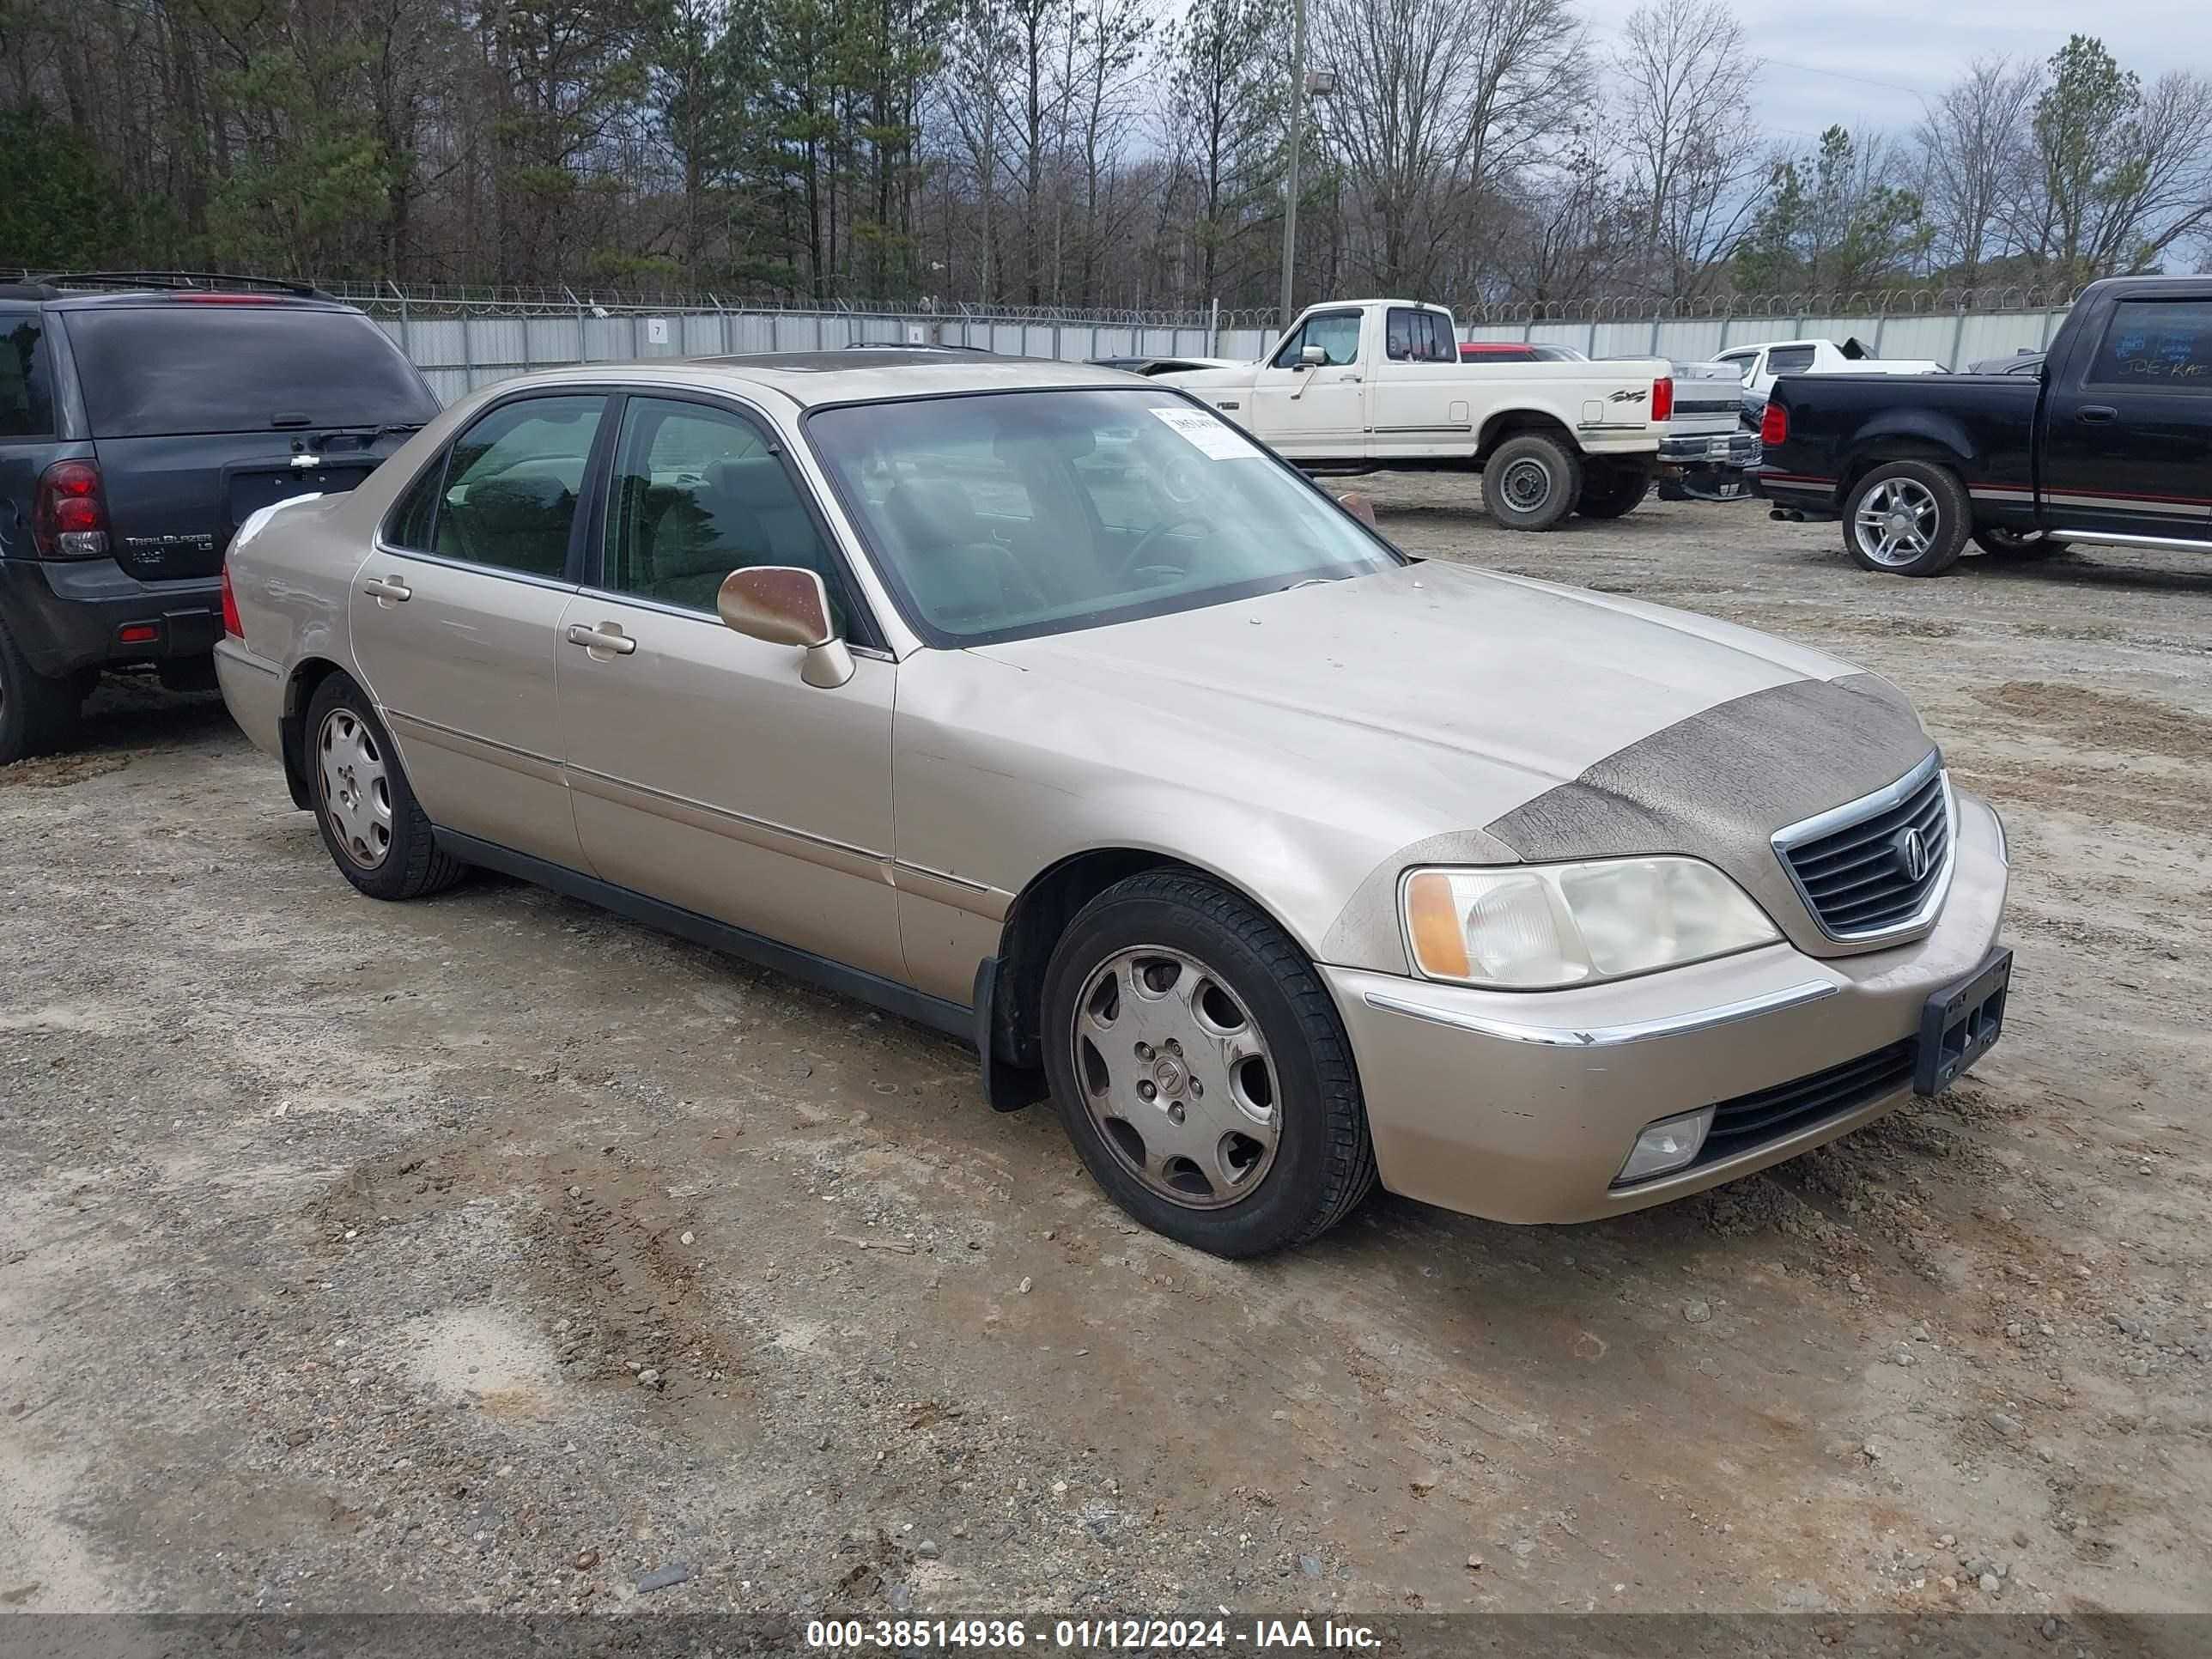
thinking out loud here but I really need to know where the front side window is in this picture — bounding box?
[807,387,1401,647]
[1719,354,1754,380]
[601,396,860,631]
[1272,312,1362,368]
[0,314,53,438]
[2088,300,2212,390]
[434,396,605,579]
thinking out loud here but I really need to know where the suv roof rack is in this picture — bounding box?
[13,270,336,301]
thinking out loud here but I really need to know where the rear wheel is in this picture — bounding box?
[1040,870,1376,1257]
[0,611,84,767]
[1843,461,1970,576]
[1484,433,1583,531]
[1972,526,2071,560]
[1575,462,1651,520]
[304,671,465,901]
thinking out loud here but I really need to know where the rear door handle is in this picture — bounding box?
[363,575,412,603]
[2077,404,2118,423]
[566,621,636,657]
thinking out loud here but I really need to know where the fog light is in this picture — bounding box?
[1615,1107,1715,1185]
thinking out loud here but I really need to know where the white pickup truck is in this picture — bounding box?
[1158,299,1673,530]
[1716,337,1948,401]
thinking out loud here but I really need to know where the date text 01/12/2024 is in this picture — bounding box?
[805,1618,1382,1650]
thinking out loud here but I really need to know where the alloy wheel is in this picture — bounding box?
[1071,945,1281,1210]
[1852,477,1941,568]
[317,708,393,870]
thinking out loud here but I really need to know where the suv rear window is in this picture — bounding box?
[0,314,53,437]
[65,305,438,439]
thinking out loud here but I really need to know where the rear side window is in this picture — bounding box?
[1386,308,1455,362]
[64,305,439,439]
[385,456,446,551]
[1766,346,1817,377]
[434,396,605,580]
[2088,300,2212,391]
[0,314,54,438]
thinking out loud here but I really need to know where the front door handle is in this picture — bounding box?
[363,575,412,603]
[566,621,637,657]
[2077,404,2118,423]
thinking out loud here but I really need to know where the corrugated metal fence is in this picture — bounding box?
[356,298,2070,402]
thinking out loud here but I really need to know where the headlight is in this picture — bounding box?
[1402,858,1779,989]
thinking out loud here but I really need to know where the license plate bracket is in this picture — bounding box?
[1915,946,2011,1094]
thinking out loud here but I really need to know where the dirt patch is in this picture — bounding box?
[0,751,131,788]
[1973,681,2212,764]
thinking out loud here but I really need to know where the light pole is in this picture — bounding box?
[1279,26,1334,338]
[1279,0,1307,336]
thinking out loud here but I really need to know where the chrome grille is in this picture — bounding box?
[1774,754,1954,941]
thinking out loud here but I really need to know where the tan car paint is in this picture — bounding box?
[216,354,2009,1228]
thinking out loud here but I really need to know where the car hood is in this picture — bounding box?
[961,562,1938,958]
[970,559,1855,808]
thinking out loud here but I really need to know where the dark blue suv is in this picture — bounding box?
[0,273,440,763]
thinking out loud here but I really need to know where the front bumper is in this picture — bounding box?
[1322,789,2009,1224]
[0,556,224,678]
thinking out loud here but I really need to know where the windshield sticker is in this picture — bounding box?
[1146,404,1263,460]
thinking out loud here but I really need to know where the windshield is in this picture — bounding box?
[805,387,1401,646]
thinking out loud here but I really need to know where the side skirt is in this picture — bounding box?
[434,828,976,1047]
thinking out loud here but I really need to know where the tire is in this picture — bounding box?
[1972,526,2071,560]
[1843,460,1970,576]
[1575,462,1651,520]
[303,671,466,901]
[0,610,84,767]
[1484,433,1583,531]
[1039,870,1377,1258]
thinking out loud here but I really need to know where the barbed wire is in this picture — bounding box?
[14,270,2084,329]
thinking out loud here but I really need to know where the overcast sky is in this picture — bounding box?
[1572,0,2207,149]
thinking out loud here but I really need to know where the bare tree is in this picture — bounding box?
[1316,0,1591,295]
[1913,56,2039,287]
[1610,0,1760,301]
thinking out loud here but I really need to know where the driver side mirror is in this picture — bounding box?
[717,566,854,689]
[1336,492,1378,529]
[1298,344,1327,368]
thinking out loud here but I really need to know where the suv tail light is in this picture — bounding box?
[33,459,111,559]
[1651,377,1674,422]
[221,562,244,639]
[1759,401,1790,447]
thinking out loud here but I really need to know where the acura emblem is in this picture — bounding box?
[1896,826,1930,882]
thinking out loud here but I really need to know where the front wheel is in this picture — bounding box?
[1972,526,2071,560]
[1843,461,1971,576]
[1040,870,1376,1257]
[1484,433,1583,531]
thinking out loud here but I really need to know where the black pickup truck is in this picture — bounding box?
[1753,276,2212,575]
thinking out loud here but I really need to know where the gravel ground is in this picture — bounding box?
[3,480,2209,1626]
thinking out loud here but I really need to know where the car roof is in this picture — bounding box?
[491,351,1141,410]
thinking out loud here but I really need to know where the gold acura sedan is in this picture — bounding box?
[215,355,2011,1256]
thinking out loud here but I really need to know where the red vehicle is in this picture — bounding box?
[1458,341,1589,363]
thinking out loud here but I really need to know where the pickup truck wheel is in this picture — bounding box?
[1485,433,1583,531]
[0,611,85,767]
[1972,526,2071,560]
[304,671,466,902]
[1040,870,1377,1257]
[1844,462,1970,576]
[1575,462,1650,520]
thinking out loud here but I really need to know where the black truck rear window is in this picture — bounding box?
[66,305,439,438]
